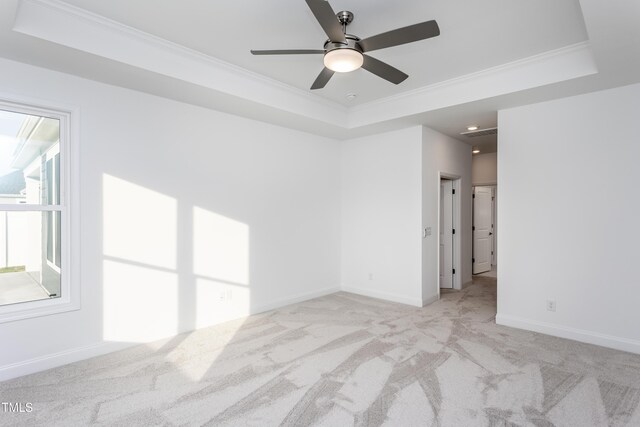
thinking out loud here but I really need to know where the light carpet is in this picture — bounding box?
[2,276,640,426]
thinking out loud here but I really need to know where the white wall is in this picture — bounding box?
[0,58,341,379]
[422,127,473,302]
[497,82,640,354]
[340,127,424,306]
[472,152,497,186]
[0,59,476,380]
[340,126,472,307]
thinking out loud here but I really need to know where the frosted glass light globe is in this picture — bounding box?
[324,49,364,73]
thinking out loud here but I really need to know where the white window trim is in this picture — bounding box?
[45,143,62,273]
[0,96,80,324]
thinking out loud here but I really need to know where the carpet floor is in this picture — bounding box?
[2,276,640,426]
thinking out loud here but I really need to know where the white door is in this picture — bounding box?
[440,180,453,288]
[473,186,492,274]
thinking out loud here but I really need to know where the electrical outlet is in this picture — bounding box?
[219,289,232,301]
[546,300,556,312]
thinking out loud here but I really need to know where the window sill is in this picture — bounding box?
[0,296,80,324]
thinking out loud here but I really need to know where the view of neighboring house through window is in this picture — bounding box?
[0,107,62,306]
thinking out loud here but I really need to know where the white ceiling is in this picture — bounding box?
[57,0,588,106]
[0,0,639,144]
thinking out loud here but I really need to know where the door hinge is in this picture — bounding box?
[473,194,475,199]
[452,188,456,195]
[472,226,476,231]
[472,258,475,263]
[452,268,456,275]
[452,228,456,235]
[491,251,494,255]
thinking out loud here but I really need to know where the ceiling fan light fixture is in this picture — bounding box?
[324,49,363,73]
[251,2,440,89]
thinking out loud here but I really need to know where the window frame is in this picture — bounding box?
[45,145,62,272]
[0,97,80,323]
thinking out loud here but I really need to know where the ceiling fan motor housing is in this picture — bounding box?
[324,34,363,54]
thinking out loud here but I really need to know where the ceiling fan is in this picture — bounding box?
[250,0,440,90]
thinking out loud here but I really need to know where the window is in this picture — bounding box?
[0,100,77,322]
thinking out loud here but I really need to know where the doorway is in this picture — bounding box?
[473,186,496,275]
[439,176,461,290]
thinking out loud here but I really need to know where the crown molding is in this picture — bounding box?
[349,41,597,128]
[13,0,347,127]
[11,0,599,136]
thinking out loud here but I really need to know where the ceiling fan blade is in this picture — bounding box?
[311,67,335,90]
[305,0,346,43]
[362,55,408,85]
[251,49,325,55]
[359,20,440,52]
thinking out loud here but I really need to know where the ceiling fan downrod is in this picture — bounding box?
[337,10,354,35]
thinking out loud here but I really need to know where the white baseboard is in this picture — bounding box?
[0,286,342,382]
[422,294,439,307]
[250,286,340,314]
[496,313,640,355]
[341,286,423,307]
[0,341,135,382]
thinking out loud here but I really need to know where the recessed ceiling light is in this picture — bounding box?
[473,149,480,154]
[346,92,357,101]
[467,125,479,131]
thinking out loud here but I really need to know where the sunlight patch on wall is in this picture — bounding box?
[193,206,250,330]
[103,174,177,269]
[193,207,249,285]
[103,259,178,342]
[102,174,179,343]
